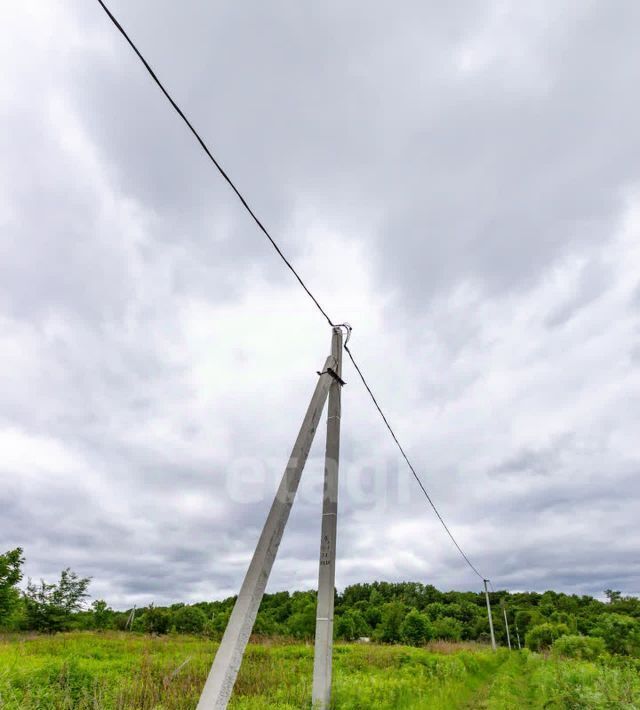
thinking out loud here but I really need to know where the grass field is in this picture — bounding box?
[1,632,639,709]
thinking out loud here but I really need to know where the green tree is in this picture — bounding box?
[550,611,577,633]
[400,609,432,646]
[24,568,90,633]
[0,548,24,628]
[91,600,112,630]
[287,599,316,639]
[173,605,207,634]
[604,589,622,604]
[375,601,406,643]
[205,607,232,638]
[515,608,543,636]
[592,614,640,655]
[364,605,382,630]
[458,601,480,624]
[369,589,384,607]
[253,610,283,636]
[425,602,449,620]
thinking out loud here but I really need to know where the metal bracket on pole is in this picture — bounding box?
[316,366,345,387]
[484,579,497,651]
[197,333,340,710]
[312,327,343,709]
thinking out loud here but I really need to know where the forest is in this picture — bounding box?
[2,547,640,657]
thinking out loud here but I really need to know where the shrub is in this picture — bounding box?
[552,634,606,660]
[431,617,463,642]
[143,605,170,634]
[525,622,570,652]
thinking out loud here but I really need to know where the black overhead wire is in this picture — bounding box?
[94,0,334,330]
[95,0,487,583]
[344,344,484,580]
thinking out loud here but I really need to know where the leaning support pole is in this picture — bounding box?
[501,600,512,650]
[484,579,497,651]
[197,350,336,710]
[312,327,343,709]
[126,605,136,631]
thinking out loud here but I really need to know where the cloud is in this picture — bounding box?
[1,0,640,607]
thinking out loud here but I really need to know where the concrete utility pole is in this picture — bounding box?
[197,336,339,710]
[126,605,136,631]
[312,327,343,709]
[515,622,522,650]
[484,579,497,651]
[501,600,512,650]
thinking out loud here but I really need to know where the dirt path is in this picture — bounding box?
[462,652,535,710]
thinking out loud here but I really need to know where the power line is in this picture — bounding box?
[95,0,334,330]
[95,0,487,582]
[344,344,484,580]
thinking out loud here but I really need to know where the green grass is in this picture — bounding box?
[1,633,639,709]
[483,649,640,709]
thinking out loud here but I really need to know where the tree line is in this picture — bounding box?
[2,548,639,656]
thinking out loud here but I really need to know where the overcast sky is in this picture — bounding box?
[1,1,639,608]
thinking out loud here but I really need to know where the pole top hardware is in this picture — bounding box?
[333,323,352,345]
[316,367,346,387]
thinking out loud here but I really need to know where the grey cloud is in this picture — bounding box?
[545,259,612,328]
[489,435,575,478]
[1,0,640,608]
[375,1,640,308]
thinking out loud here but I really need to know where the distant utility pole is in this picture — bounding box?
[312,328,343,709]
[515,622,522,650]
[126,605,136,631]
[197,327,345,710]
[483,579,497,651]
[501,600,512,650]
